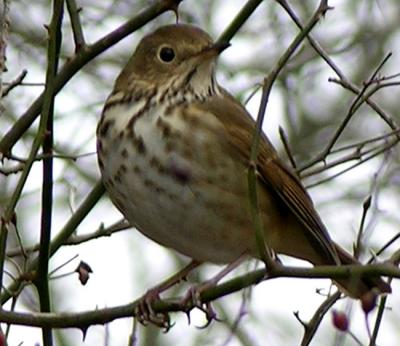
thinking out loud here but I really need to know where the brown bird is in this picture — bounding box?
[96,24,390,298]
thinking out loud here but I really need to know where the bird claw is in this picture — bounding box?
[196,303,220,329]
[134,288,172,330]
[180,284,219,327]
[131,261,200,330]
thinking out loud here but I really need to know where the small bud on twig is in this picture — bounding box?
[361,291,377,315]
[332,310,349,332]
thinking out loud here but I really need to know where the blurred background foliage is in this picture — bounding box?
[1,0,400,345]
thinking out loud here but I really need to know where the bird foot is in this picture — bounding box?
[133,260,200,329]
[179,256,248,326]
[134,288,172,330]
[180,282,220,327]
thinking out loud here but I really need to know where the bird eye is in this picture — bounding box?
[158,46,175,63]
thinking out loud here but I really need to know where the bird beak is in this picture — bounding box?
[198,41,231,59]
[211,41,231,55]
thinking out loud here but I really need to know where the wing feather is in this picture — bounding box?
[196,93,339,264]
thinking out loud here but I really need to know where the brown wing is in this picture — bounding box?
[199,92,339,265]
[259,155,339,264]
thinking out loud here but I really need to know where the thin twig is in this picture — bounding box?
[217,0,263,44]
[278,0,399,144]
[279,126,297,169]
[326,76,399,135]
[329,128,400,154]
[0,0,10,96]
[301,135,400,179]
[300,291,341,346]
[1,69,27,97]
[221,286,251,346]
[66,0,85,51]
[300,150,362,178]
[4,296,17,340]
[49,254,79,277]
[6,219,128,258]
[248,0,331,267]
[299,53,394,173]
[354,196,372,259]
[3,81,44,87]
[369,289,390,346]
[305,138,398,188]
[368,232,400,264]
[0,151,95,175]
[347,330,364,346]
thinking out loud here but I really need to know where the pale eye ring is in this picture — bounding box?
[158,46,175,63]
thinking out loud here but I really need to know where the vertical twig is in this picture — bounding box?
[0,1,9,331]
[0,0,9,98]
[35,1,64,345]
[279,126,297,169]
[368,292,390,346]
[354,196,372,259]
[66,0,85,51]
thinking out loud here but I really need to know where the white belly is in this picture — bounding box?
[97,101,254,263]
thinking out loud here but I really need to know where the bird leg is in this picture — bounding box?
[180,254,248,325]
[134,259,200,329]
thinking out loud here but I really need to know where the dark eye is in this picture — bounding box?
[158,46,175,63]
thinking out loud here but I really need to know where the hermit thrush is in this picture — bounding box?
[97,24,390,298]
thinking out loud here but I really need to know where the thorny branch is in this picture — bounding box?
[0,260,398,330]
